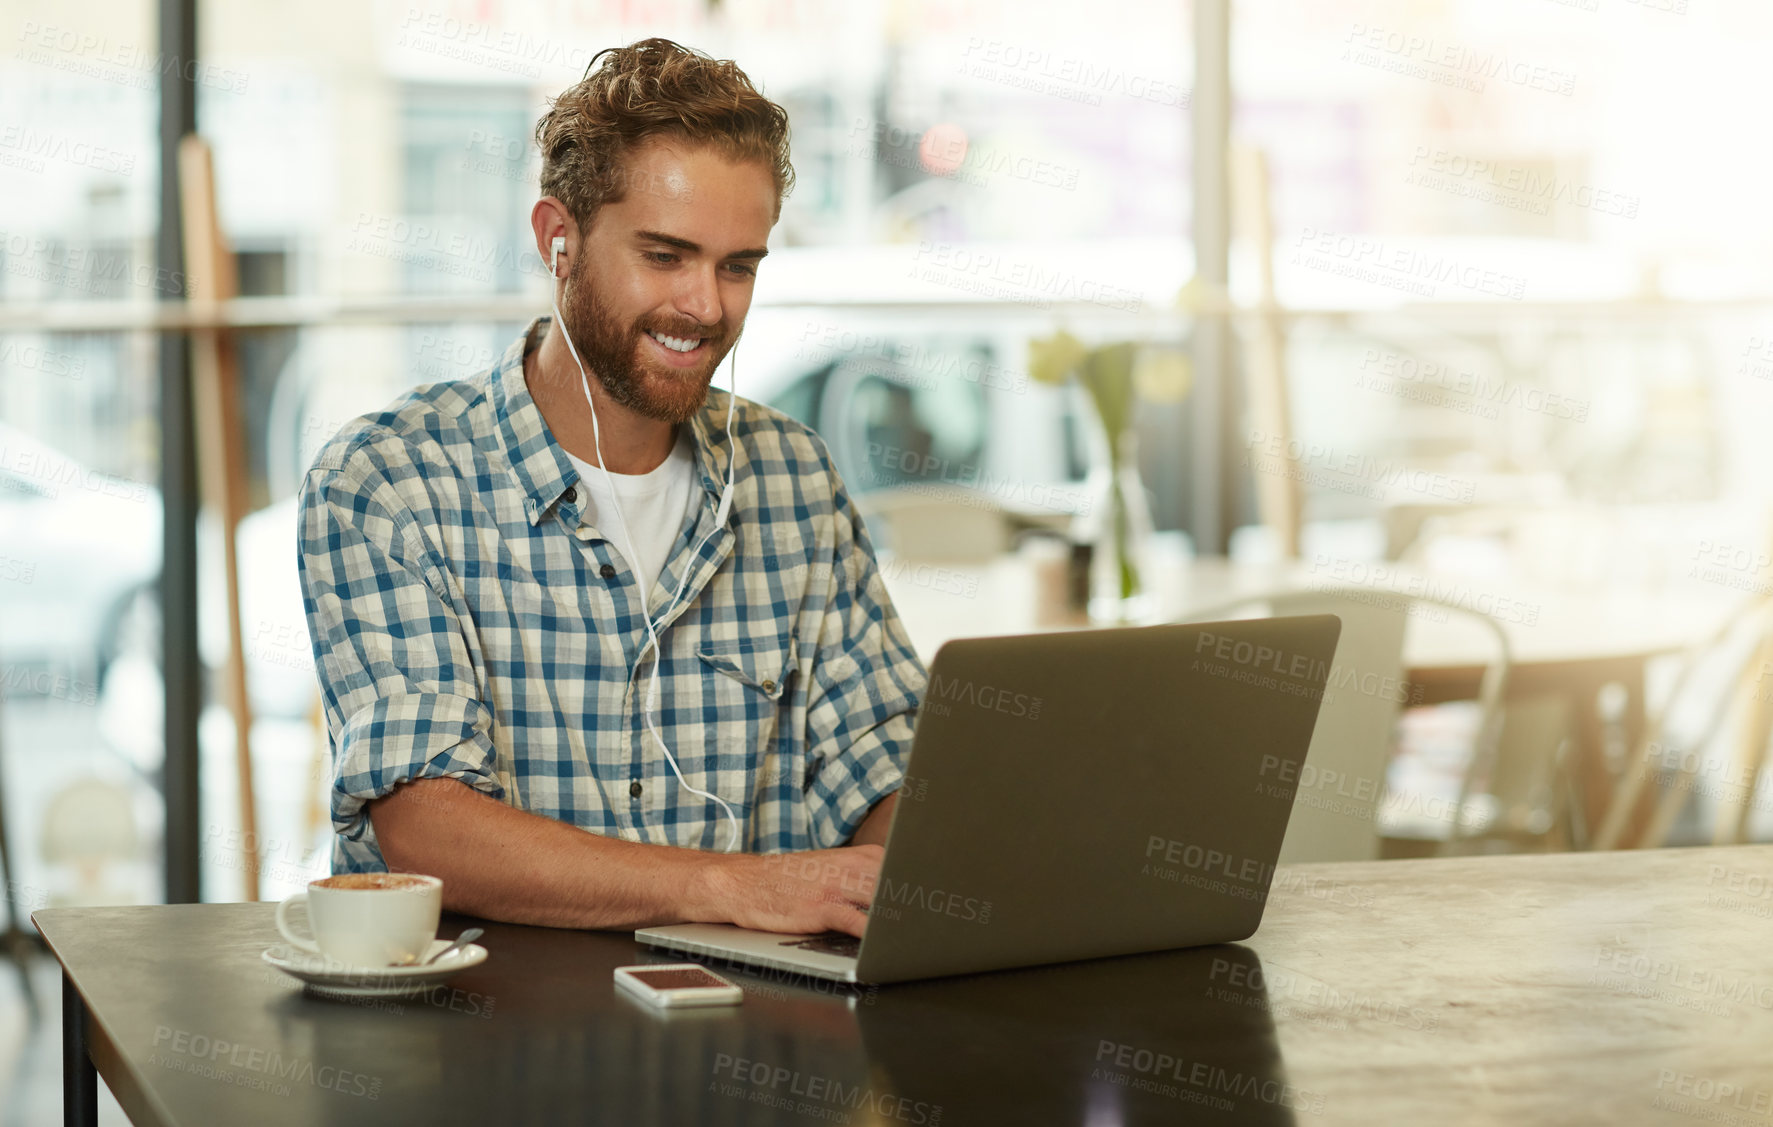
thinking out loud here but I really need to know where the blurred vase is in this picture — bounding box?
[1080,428,1155,625]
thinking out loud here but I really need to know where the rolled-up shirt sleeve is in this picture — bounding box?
[801,442,928,848]
[298,438,502,872]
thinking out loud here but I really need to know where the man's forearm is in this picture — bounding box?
[368,778,729,930]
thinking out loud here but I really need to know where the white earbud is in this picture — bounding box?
[550,235,565,278]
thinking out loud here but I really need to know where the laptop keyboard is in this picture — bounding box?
[778,931,861,958]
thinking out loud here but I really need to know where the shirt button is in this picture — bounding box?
[564,486,577,504]
[760,679,776,693]
[600,563,617,580]
[630,781,643,798]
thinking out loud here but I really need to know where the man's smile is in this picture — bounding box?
[643,329,712,367]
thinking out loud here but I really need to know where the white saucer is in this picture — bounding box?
[262,939,489,999]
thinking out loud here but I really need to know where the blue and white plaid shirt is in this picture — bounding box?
[299,315,926,874]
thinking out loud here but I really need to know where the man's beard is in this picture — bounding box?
[560,258,734,425]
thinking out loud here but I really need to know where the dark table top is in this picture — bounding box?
[40,843,1773,1126]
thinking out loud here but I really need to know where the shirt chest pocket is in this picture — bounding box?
[695,634,797,764]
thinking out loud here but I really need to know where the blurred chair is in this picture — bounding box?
[1177,587,1513,863]
[1596,594,1773,849]
[40,778,142,907]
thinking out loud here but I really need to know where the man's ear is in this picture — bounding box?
[530,197,576,279]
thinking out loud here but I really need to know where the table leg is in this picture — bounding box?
[62,970,96,1127]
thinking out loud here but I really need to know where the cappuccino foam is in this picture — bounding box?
[314,873,434,892]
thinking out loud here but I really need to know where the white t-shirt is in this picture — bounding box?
[565,427,699,598]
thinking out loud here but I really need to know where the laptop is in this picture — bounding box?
[636,615,1340,985]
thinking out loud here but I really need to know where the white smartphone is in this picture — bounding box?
[613,963,744,1008]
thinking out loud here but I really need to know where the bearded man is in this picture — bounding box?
[298,38,924,939]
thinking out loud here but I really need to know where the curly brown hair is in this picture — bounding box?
[534,37,795,232]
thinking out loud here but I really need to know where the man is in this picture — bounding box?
[298,38,925,940]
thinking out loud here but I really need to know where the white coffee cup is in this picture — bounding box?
[275,873,442,968]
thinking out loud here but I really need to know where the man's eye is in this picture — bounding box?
[645,251,677,265]
[727,263,757,278]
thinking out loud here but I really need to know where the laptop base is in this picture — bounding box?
[636,923,861,984]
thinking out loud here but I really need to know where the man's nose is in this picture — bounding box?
[673,266,721,329]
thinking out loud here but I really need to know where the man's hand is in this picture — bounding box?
[370,778,897,936]
[694,844,884,938]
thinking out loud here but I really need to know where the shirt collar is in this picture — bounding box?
[493,315,738,527]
